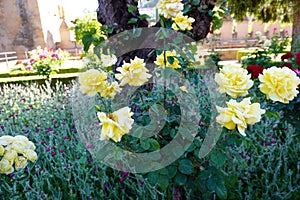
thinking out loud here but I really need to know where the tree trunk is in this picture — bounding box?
[97,0,215,41]
[97,0,149,34]
[292,0,300,52]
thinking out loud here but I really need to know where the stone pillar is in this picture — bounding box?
[14,45,27,60]
[59,20,75,49]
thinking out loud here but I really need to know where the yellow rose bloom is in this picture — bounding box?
[216,98,265,136]
[0,135,37,174]
[97,107,134,142]
[100,81,121,99]
[215,65,254,98]
[0,145,4,156]
[157,0,184,19]
[115,57,152,86]
[0,159,14,174]
[258,66,300,103]
[0,135,14,146]
[23,149,38,162]
[79,69,107,96]
[11,135,30,154]
[11,140,27,154]
[154,51,180,69]
[14,156,28,171]
[26,141,36,150]
[3,149,17,162]
[172,13,195,31]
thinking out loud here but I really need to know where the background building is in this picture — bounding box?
[0,0,97,59]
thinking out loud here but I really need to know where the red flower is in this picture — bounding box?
[209,30,214,34]
[281,63,293,70]
[281,52,293,61]
[296,52,300,66]
[247,65,264,78]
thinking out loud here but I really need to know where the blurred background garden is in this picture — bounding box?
[0,0,300,199]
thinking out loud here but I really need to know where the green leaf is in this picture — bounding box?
[167,165,177,178]
[147,172,158,185]
[210,150,227,167]
[149,139,160,150]
[95,105,101,111]
[167,56,175,64]
[139,14,150,19]
[158,174,169,190]
[140,139,150,150]
[174,173,187,186]
[128,5,137,12]
[178,159,194,175]
[266,110,280,119]
[186,143,195,152]
[206,177,217,191]
[128,18,138,24]
[82,34,94,52]
[216,180,227,199]
[192,0,200,5]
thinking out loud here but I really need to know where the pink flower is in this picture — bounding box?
[103,183,109,189]
[63,135,69,140]
[121,171,129,176]
[139,180,144,185]
[39,54,47,59]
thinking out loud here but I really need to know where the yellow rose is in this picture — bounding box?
[100,81,121,99]
[157,0,184,18]
[11,140,27,154]
[26,141,36,150]
[172,13,195,31]
[0,145,4,156]
[14,156,28,171]
[154,51,180,69]
[216,98,265,136]
[79,69,107,96]
[215,65,253,98]
[3,149,17,162]
[115,57,152,86]
[0,135,14,146]
[14,135,29,142]
[0,159,14,174]
[11,135,29,153]
[97,107,134,142]
[258,66,300,103]
[23,149,38,162]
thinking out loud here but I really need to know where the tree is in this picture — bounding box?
[225,0,300,51]
[96,0,216,70]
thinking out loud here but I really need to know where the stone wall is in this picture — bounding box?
[0,0,79,60]
[0,0,46,59]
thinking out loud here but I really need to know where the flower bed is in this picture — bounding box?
[0,82,162,199]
